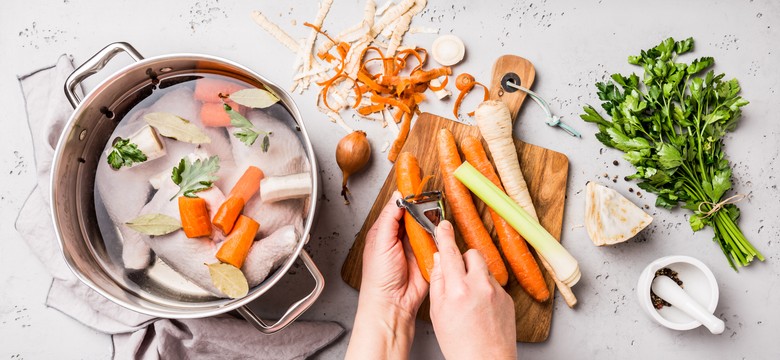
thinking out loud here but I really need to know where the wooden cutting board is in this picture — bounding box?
[340,55,569,343]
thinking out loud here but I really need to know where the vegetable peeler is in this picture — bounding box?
[396,191,446,241]
[500,73,582,138]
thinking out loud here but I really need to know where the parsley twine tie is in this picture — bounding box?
[697,194,747,218]
[505,82,581,138]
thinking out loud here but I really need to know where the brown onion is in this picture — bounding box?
[336,130,371,204]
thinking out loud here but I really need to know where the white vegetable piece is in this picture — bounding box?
[128,124,166,166]
[432,34,466,66]
[585,182,653,246]
[428,78,451,99]
[260,173,313,203]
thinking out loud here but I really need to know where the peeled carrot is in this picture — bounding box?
[200,101,242,127]
[178,197,212,238]
[461,136,549,301]
[396,152,438,282]
[212,196,245,235]
[194,78,246,103]
[437,128,509,286]
[215,215,259,268]
[229,166,265,204]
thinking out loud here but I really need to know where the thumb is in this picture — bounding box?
[429,252,443,298]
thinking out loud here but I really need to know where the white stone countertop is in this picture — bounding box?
[1,0,778,359]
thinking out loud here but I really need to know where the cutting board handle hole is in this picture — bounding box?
[501,72,522,93]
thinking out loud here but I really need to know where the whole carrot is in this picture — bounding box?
[178,196,212,238]
[461,136,549,301]
[212,196,245,235]
[396,152,438,282]
[437,128,509,286]
[216,215,260,269]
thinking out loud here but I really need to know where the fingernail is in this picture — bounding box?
[392,190,402,199]
[438,220,452,230]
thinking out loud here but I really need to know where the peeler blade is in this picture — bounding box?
[396,191,445,241]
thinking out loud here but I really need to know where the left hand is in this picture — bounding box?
[359,190,429,320]
[345,191,429,360]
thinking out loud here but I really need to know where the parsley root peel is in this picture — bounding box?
[580,37,763,269]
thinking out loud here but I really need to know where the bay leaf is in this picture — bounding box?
[144,112,211,144]
[229,88,280,109]
[125,213,181,235]
[207,262,249,299]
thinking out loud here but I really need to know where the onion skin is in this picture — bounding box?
[336,130,371,204]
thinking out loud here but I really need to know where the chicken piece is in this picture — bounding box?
[96,86,235,270]
[137,171,299,297]
[243,225,299,287]
[225,105,310,238]
[229,105,310,177]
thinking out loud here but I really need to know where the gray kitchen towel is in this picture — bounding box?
[14,54,343,359]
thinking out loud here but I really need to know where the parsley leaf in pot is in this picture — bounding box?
[170,155,220,200]
[580,37,763,269]
[107,137,147,169]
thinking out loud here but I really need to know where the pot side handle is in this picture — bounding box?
[237,249,325,334]
[65,42,144,108]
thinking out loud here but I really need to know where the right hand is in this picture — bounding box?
[429,220,517,360]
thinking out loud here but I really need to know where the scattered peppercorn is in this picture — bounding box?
[628,188,634,192]
[613,160,619,166]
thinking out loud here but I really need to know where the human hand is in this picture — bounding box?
[429,220,517,360]
[345,191,429,360]
[359,190,429,319]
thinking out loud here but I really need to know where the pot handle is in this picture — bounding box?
[65,42,144,108]
[236,249,324,334]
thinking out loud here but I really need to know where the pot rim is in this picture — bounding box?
[50,51,320,319]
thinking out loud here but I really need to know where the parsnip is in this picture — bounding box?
[474,100,537,219]
[299,0,334,90]
[260,173,313,203]
[250,11,300,53]
[129,125,166,164]
[475,100,578,307]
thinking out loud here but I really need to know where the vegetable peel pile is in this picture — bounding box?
[580,37,763,269]
[251,0,455,162]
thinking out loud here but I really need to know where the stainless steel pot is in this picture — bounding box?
[50,42,323,333]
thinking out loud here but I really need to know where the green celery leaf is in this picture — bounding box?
[689,214,705,231]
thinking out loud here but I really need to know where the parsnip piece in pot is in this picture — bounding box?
[128,125,166,165]
[260,173,312,203]
[585,182,653,246]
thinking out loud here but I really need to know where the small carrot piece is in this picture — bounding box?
[229,166,265,204]
[212,196,245,235]
[461,136,549,301]
[178,196,212,238]
[200,101,242,127]
[215,215,260,268]
[437,128,509,286]
[194,78,245,103]
[396,152,437,282]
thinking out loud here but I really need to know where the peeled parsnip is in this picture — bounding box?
[130,125,166,165]
[260,173,312,203]
[475,99,579,307]
[474,100,538,219]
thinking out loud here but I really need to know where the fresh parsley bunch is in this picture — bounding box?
[581,37,763,269]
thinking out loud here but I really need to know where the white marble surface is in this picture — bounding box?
[1,0,779,359]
